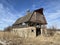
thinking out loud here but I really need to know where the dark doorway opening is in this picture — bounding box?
[36,28,41,36]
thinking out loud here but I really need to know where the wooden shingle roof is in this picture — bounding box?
[13,8,47,25]
[14,13,33,24]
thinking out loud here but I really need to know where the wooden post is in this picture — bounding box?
[41,25,43,35]
[41,28,42,35]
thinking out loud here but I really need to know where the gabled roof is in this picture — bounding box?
[14,12,33,25]
[13,8,47,25]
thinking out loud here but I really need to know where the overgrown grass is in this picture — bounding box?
[0,30,60,45]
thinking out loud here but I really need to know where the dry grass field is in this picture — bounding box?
[0,31,60,45]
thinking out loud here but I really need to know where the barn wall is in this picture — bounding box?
[11,27,36,38]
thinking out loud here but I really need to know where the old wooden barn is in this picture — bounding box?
[11,8,47,38]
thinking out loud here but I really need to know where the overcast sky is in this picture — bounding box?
[0,0,60,30]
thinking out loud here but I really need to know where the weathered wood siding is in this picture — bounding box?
[30,12,44,23]
[30,12,36,22]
